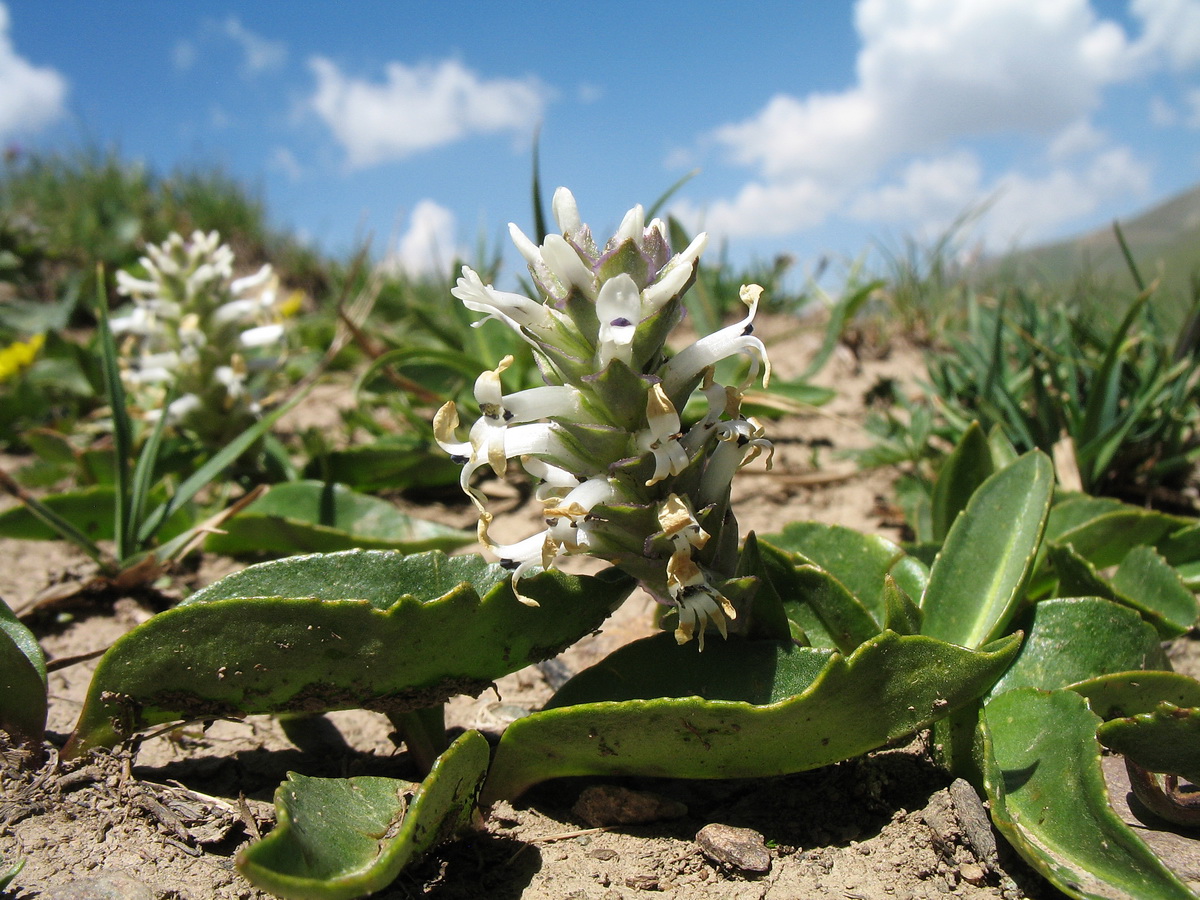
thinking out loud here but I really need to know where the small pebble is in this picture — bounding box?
[695,822,771,873]
[960,861,988,886]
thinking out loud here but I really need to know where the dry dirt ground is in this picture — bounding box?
[1,320,1198,900]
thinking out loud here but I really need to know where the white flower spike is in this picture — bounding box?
[439,189,773,647]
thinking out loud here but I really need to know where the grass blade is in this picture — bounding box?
[94,268,133,561]
[137,389,306,545]
[530,125,549,244]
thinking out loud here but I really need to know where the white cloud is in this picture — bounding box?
[173,17,285,78]
[846,147,1150,248]
[270,147,304,182]
[696,0,1179,245]
[715,0,1130,187]
[983,148,1151,247]
[309,57,548,168]
[221,16,286,75]
[1186,88,1200,128]
[0,2,67,141]
[674,176,843,238]
[577,82,604,104]
[1048,118,1108,160]
[1130,0,1200,70]
[1150,94,1178,126]
[173,40,197,71]
[384,200,460,278]
[849,153,984,230]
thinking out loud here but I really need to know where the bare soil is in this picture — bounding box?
[1,321,1198,900]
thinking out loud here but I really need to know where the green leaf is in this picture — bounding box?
[761,521,923,624]
[735,533,792,642]
[238,730,489,900]
[1048,543,1117,600]
[981,688,1196,900]
[481,629,1020,802]
[988,598,1168,699]
[1047,505,1187,571]
[986,424,1020,470]
[0,593,44,683]
[756,540,879,651]
[0,856,24,891]
[930,421,994,542]
[921,451,1054,648]
[883,575,923,635]
[137,388,306,545]
[204,481,472,556]
[1071,671,1200,720]
[0,594,45,745]
[95,277,133,559]
[1098,703,1200,784]
[1110,546,1199,638]
[65,551,635,755]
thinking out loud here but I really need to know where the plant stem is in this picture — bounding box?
[388,705,448,777]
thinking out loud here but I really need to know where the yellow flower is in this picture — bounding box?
[0,334,45,382]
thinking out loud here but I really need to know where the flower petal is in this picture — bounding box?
[595,274,641,369]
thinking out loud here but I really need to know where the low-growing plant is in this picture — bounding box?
[25,189,1197,900]
[0,272,294,592]
[863,257,1200,530]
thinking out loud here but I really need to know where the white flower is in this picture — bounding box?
[452,267,556,333]
[637,384,689,486]
[660,283,771,400]
[641,232,708,314]
[552,186,583,236]
[438,188,774,648]
[595,274,641,370]
[667,549,736,650]
[240,324,285,348]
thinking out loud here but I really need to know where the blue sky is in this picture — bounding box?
[2,1,1200,284]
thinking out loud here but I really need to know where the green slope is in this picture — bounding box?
[992,183,1200,317]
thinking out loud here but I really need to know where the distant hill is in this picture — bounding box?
[990,182,1200,308]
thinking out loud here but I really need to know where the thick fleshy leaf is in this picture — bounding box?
[238,730,489,900]
[1046,502,1188,570]
[921,451,1053,648]
[1111,547,1199,638]
[1156,523,1200,589]
[883,575,923,635]
[1098,703,1200,784]
[762,522,925,621]
[756,541,877,651]
[735,533,792,642]
[204,481,472,556]
[789,565,880,652]
[0,595,46,746]
[981,688,1196,900]
[989,598,1168,698]
[481,629,1020,802]
[930,421,994,542]
[1071,671,1200,720]
[65,551,634,755]
[0,634,45,747]
[0,594,43,683]
[1048,543,1117,600]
